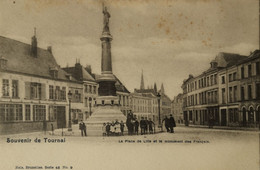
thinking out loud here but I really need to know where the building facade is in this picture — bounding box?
[171,93,184,124]
[182,51,260,128]
[0,35,82,134]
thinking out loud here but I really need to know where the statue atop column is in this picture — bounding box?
[103,3,110,33]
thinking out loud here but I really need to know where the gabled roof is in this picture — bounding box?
[92,73,130,93]
[0,36,76,81]
[114,75,130,93]
[215,52,247,67]
[62,63,95,82]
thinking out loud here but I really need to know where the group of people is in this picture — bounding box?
[162,114,176,133]
[102,120,125,136]
[126,112,156,135]
[79,113,177,137]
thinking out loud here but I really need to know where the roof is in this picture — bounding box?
[114,75,130,93]
[0,36,76,81]
[215,52,247,67]
[92,73,130,93]
[62,63,95,82]
[134,88,157,95]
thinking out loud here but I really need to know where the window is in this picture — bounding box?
[89,86,92,93]
[49,85,54,99]
[55,86,60,100]
[74,90,81,102]
[31,83,41,99]
[256,83,260,99]
[48,106,57,121]
[233,72,237,81]
[213,74,217,84]
[241,86,245,101]
[248,65,252,77]
[234,86,237,102]
[60,87,66,100]
[229,109,238,123]
[229,87,232,102]
[2,79,9,97]
[248,85,252,100]
[222,88,225,104]
[12,80,18,98]
[210,75,213,86]
[221,76,225,84]
[0,104,22,122]
[229,74,232,82]
[25,105,31,121]
[33,105,46,121]
[93,86,96,94]
[241,67,244,79]
[84,85,88,93]
[256,62,260,75]
[207,77,209,86]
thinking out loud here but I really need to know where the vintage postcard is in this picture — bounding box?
[0,0,259,170]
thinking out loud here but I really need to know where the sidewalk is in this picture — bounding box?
[177,124,260,131]
[50,124,164,137]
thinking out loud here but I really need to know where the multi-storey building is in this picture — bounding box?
[0,35,83,134]
[158,83,172,119]
[171,93,184,124]
[182,51,260,128]
[62,63,98,122]
[219,50,260,127]
[130,91,158,122]
[115,76,131,115]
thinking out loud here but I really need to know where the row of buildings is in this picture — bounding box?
[0,34,172,134]
[171,51,260,128]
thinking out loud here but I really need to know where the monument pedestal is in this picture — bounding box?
[86,96,126,136]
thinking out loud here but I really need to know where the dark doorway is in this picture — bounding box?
[242,108,247,127]
[184,111,188,126]
[221,109,226,126]
[57,106,66,129]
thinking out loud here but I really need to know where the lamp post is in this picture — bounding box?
[89,97,92,116]
[157,93,161,130]
[68,91,72,131]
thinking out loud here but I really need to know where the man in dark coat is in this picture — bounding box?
[169,114,176,133]
[144,117,149,134]
[148,118,155,134]
[140,117,146,135]
[162,116,170,132]
[120,121,125,136]
[134,119,139,135]
[79,120,87,136]
[106,122,111,136]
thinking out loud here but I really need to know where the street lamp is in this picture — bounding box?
[68,91,72,131]
[89,97,92,116]
[157,93,162,129]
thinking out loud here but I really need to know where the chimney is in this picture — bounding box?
[47,46,52,54]
[31,27,37,58]
[86,65,92,74]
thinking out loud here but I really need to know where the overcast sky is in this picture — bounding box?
[0,0,258,99]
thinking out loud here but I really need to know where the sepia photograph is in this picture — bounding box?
[0,0,259,169]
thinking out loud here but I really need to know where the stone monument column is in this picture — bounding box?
[86,4,126,136]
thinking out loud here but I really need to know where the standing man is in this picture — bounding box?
[120,121,125,136]
[140,117,146,135]
[169,114,176,133]
[134,119,139,135]
[162,116,170,132]
[148,118,155,134]
[79,120,87,137]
